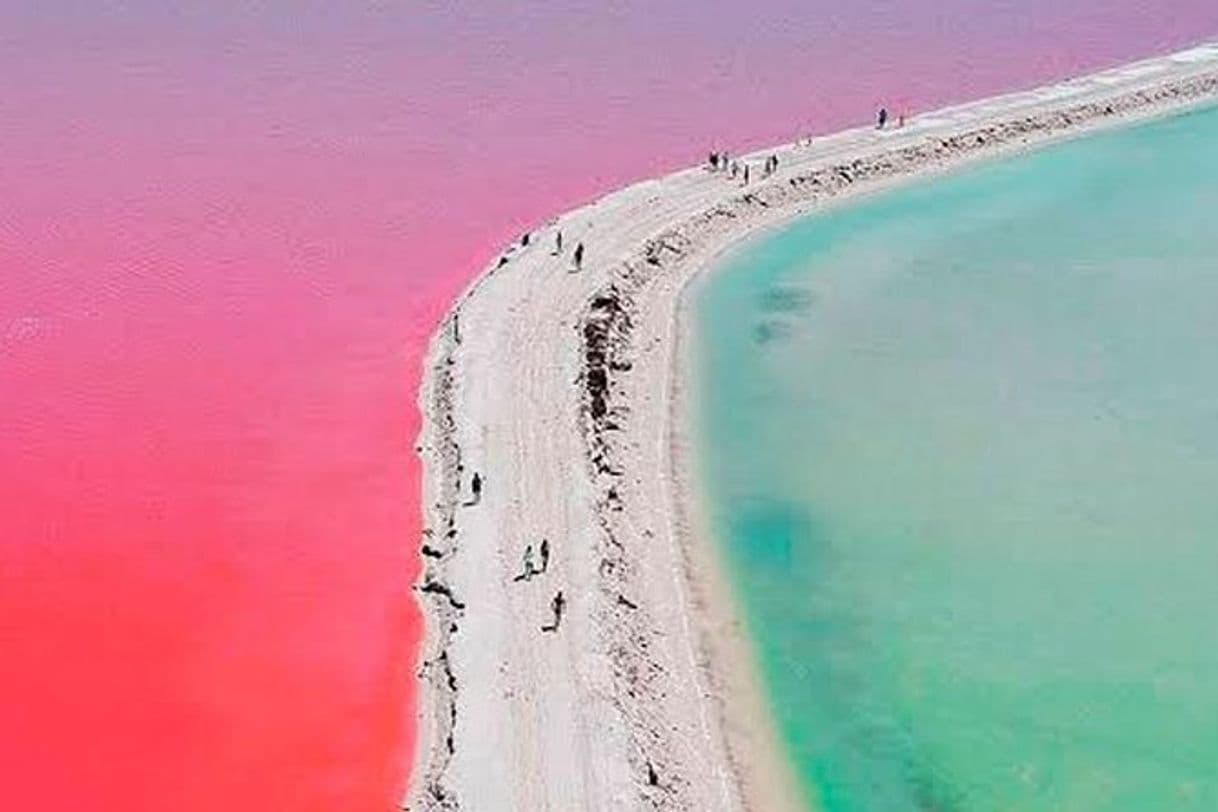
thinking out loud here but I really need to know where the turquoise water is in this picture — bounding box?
[693,104,1218,811]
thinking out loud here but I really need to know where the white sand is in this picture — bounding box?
[407,42,1218,811]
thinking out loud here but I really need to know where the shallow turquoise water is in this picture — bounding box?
[693,104,1218,811]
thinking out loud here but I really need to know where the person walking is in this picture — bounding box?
[574,242,585,271]
[877,106,889,129]
[541,590,566,632]
[513,545,536,582]
[555,229,563,255]
[539,538,550,573]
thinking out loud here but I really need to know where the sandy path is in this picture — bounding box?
[407,41,1218,811]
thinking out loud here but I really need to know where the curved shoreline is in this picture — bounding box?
[407,41,1218,811]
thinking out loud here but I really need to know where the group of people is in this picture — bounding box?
[552,229,584,271]
[505,227,584,273]
[513,538,551,582]
[706,149,784,186]
[708,150,745,181]
[465,469,567,633]
[706,105,909,190]
[515,538,565,632]
[706,150,732,172]
[707,150,748,183]
[875,106,907,130]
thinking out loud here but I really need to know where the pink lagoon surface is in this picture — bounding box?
[2,3,1216,810]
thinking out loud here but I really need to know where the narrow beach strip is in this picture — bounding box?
[408,41,1218,811]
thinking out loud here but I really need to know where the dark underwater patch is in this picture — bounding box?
[753,319,795,344]
[760,284,817,314]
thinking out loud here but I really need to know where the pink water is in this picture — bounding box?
[2,3,1215,810]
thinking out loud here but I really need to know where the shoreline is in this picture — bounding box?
[666,296,810,811]
[407,41,1218,811]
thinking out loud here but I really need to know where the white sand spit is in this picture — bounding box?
[407,42,1218,811]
